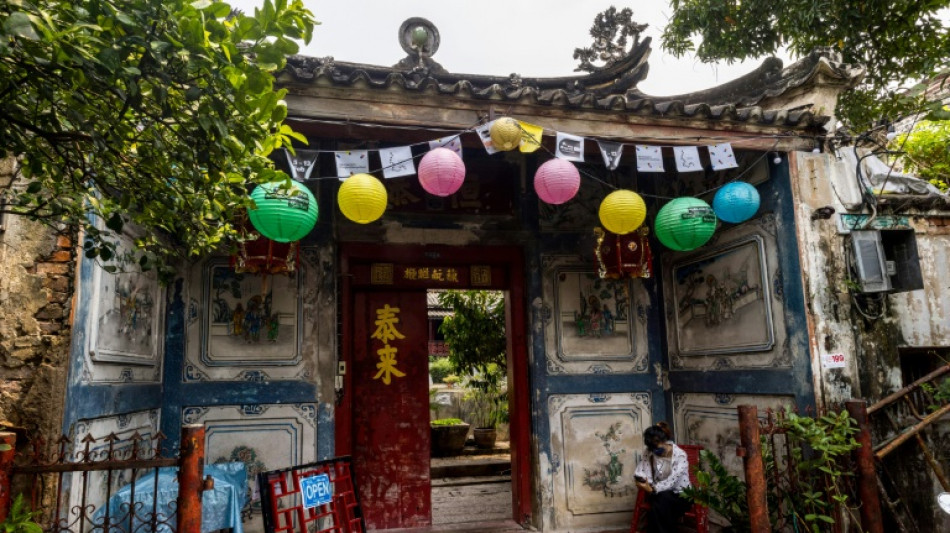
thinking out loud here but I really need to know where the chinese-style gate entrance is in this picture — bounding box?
[337,244,530,531]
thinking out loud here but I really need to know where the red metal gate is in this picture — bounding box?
[0,424,205,533]
[257,456,365,533]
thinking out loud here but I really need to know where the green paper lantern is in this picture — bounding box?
[654,197,717,251]
[248,181,318,243]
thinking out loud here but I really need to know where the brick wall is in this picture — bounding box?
[0,158,72,438]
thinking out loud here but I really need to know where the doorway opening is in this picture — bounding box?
[338,244,531,532]
[427,289,512,526]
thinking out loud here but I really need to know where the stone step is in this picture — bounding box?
[430,457,511,478]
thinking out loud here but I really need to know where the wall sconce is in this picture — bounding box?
[811,206,836,220]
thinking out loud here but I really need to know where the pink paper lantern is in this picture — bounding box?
[418,147,466,197]
[534,159,580,205]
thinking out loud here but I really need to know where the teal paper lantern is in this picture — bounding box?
[654,197,717,251]
[713,182,760,224]
[248,181,318,243]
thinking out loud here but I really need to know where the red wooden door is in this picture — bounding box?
[351,290,431,530]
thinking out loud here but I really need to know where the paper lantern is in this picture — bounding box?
[534,159,580,205]
[654,197,717,252]
[338,173,387,224]
[598,190,647,235]
[490,117,522,151]
[713,181,760,224]
[418,147,466,196]
[247,181,318,243]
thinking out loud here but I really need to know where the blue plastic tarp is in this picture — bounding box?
[93,462,246,533]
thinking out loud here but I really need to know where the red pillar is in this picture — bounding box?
[846,400,884,533]
[737,405,770,533]
[177,424,205,533]
[0,432,15,521]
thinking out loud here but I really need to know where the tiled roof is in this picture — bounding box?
[282,17,864,132]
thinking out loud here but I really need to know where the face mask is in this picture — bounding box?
[652,446,666,456]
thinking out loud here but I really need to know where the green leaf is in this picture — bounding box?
[3,12,39,40]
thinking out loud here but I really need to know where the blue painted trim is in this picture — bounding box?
[160,279,319,453]
[62,242,163,435]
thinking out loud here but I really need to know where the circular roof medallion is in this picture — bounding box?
[399,17,440,57]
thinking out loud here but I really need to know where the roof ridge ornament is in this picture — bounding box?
[574,7,649,73]
[394,17,446,77]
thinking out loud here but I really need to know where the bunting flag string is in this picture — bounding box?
[256,115,780,251]
[284,115,762,185]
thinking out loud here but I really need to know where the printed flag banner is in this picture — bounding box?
[518,121,544,153]
[429,136,463,158]
[673,146,703,173]
[335,150,369,178]
[379,146,416,179]
[475,122,498,154]
[285,149,320,182]
[555,132,585,162]
[708,143,739,171]
[598,141,624,170]
[635,145,664,172]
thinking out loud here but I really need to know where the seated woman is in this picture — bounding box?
[633,422,692,533]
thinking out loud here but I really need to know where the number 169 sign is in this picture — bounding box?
[300,473,333,509]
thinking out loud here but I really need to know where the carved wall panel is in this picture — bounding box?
[541,255,650,374]
[663,215,791,370]
[182,403,317,505]
[81,230,163,383]
[547,393,651,530]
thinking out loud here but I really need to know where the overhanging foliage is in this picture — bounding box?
[0,0,315,277]
[661,0,950,129]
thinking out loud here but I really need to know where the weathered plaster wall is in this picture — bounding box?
[789,151,950,532]
[0,158,72,439]
[787,152,863,404]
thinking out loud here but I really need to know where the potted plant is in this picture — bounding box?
[437,290,508,449]
[430,418,470,457]
[463,365,508,449]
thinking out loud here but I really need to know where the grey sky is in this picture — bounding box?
[236,0,793,96]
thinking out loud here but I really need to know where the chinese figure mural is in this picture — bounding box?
[207,266,298,364]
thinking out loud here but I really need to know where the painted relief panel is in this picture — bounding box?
[82,230,162,382]
[67,410,160,513]
[204,264,299,365]
[541,256,650,374]
[547,394,651,530]
[672,235,772,355]
[183,403,317,506]
[672,393,791,478]
[663,215,791,371]
[184,249,328,381]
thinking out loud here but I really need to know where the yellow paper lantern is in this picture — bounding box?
[599,189,647,235]
[337,173,387,224]
[490,117,522,151]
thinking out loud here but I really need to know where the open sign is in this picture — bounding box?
[300,473,333,509]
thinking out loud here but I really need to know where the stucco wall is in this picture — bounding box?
[0,157,72,439]
[789,150,950,532]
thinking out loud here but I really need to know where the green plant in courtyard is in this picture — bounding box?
[890,120,950,192]
[437,290,506,376]
[430,418,465,427]
[660,0,950,129]
[683,449,750,532]
[463,363,508,429]
[0,495,43,533]
[428,356,454,384]
[0,0,315,279]
[685,408,861,531]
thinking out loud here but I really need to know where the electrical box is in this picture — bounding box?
[851,230,890,293]
[850,229,923,294]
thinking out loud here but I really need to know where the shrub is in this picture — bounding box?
[429,357,454,384]
[431,418,465,426]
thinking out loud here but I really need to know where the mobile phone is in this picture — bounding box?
[634,476,646,483]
